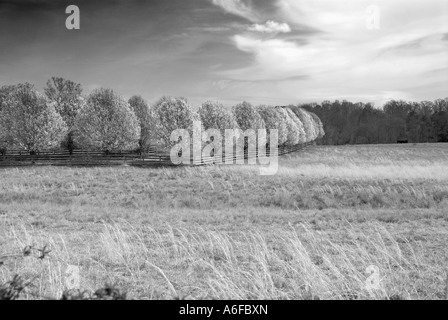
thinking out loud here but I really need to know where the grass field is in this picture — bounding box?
[1,143,448,300]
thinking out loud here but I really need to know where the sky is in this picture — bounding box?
[0,0,447,108]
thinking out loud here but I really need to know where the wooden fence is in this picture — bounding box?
[0,142,314,168]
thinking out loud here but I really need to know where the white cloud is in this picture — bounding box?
[224,35,352,81]
[248,20,291,33]
[218,0,448,105]
[211,0,258,22]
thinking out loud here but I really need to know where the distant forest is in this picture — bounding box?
[301,99,448,145]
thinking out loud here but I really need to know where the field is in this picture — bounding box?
[1,143,448,300]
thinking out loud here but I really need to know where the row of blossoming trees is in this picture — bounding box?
[0,78,324,155]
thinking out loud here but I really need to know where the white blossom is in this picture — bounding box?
[0,83,67,153]
[289,106,317,142]
[257,105,288,145]
[74,88,140,152]
[148,96,200,151]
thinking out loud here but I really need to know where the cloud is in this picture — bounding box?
[248,20,291,33]
[211,0,257,22]
[218,0,448,105]
[1,0,447,108]
[223,35,351,81]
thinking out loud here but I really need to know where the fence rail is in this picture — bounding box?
[0,142,314,167]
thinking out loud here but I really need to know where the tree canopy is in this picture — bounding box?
[257,105,288,146]
[128,95,151,151]
[0,83,67,153]
[73,88,140,153]
[148,96,200,150]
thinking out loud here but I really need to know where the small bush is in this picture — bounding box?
[0,245,128,300]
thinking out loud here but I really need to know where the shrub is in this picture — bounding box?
[148,96,200,151]
[73,88,140,153]
[128,95,151,152]
[257,105,288,146]
[0,83,67,154]
[0,245,128,300]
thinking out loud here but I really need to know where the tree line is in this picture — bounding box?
[0,78,325,155]
[300,99,448,145]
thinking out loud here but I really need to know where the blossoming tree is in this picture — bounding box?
[73,88,140,153]
[257,105,288,146]
[148,96,200,151]
[0,83,67,154]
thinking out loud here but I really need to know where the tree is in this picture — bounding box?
[198,100,240,150]
[0,116,7,154]
[406,109,421,143]
[0,85,17,153]
[44,77,83,127]
[284,107,307,144]
[418,101,435,142]
[432,98,448,113]
[256,105,288,146]
[308,111,325,140]
[298,98,448,145]
[384,100,412,118]
[232,101,265,131]
[44,77,85,153]
[0,85,16,110]
[128,95,151,152]
[148,96,200,151]
[73,88,140,153]
[0,83,67,154]
[432,110,448,142]
[199,100,239,132]
[289,106,318,142]
[232,101,266,149]
[431,98,448,142]
[275,107,301,146]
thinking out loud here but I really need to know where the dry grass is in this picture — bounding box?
[1,143,448,299]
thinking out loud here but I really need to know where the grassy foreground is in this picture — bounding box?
[1,144,448,300]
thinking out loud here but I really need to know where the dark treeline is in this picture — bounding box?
[300,99,448,145]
